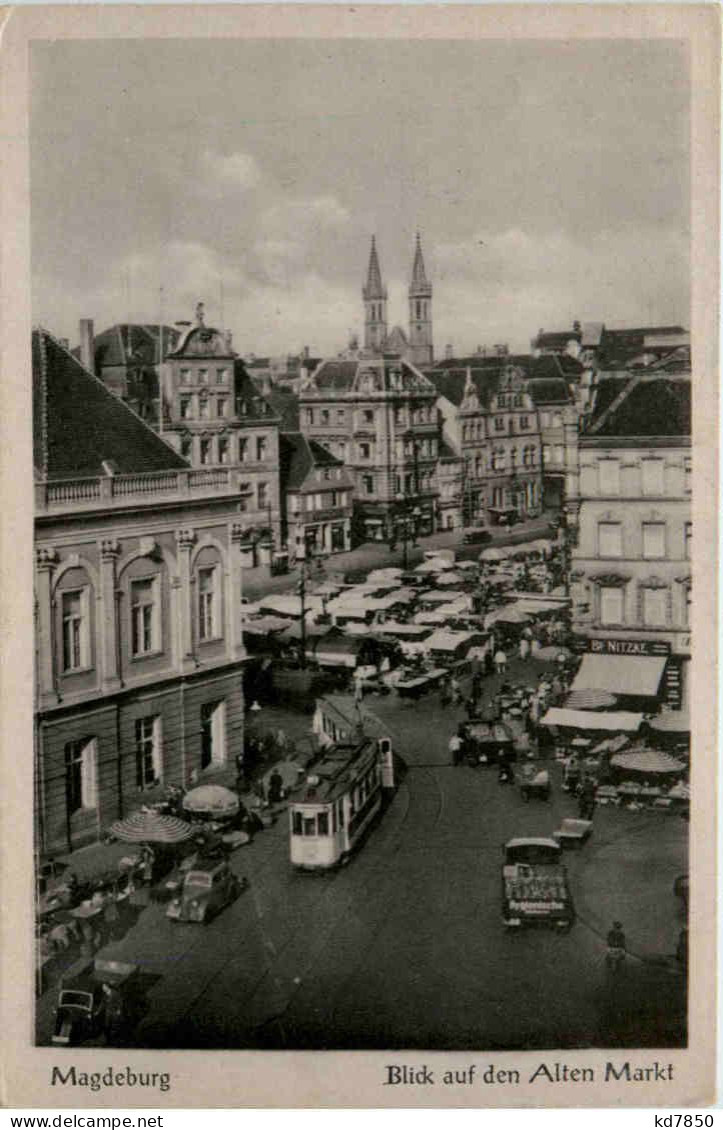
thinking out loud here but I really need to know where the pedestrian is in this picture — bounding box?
[268,768,283,806]
[494,648,507,676]
[519,636,530,662]
[448,730,463,766]
[471,671,483,702]
[354,668,364,703]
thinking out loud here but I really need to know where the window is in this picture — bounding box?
[520,415,529,429]
[305,408,314,425]
[198,397,209,420]
[363,409,374,424]
[256,436,267,461]
[198,368,209,384]
[218,436,229,464]
[643,587,667,627]
[321,409,330,425]
[331,491,338,507]
[337,441,346,459]
[543,445,552,464]
[337,409,345,423]
[598,523,622,557]
[181,436,192,461]
[292,811,303,835]
[641,459,664,495]
[359,443,371,460]
[217,397,228,418]
[257,481,268,508]
[494,417,505,431]
[62,589,89,671]
[363,475,374,495]
[215,368,228,384]
[198,567,219,641]
[317,811,329,836]
[135,716,161,789]
[598,459,620,495]
[684,522,692,559]
[180,368,191,384]
[199,438,211,465]
[541,412,550,428]
[180,397,191,420]
[642,522,666,559]
[238,438,248,462]
[65,738,97,813]
[554,445,564,464]
[600,586,624,626]
[131,577,160,656]
[200,700,226,769]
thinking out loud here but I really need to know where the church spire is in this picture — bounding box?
[363,235,386,300]
[410,232,430,292]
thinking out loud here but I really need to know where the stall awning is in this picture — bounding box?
[570,653,666,698]
[541,707,644,732]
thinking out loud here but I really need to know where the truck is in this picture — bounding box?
[501,837,574,932]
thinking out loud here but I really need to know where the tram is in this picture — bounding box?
[289,737,391,869]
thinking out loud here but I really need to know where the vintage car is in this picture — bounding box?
[52,958,142,1046]
[166,857,244,923]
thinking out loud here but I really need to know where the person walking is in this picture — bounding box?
[448,730,463,766]
[519,636,530,662]
[494,647,508,676]
[268,768,284,806]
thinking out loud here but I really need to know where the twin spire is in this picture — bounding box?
[364,232,430,297]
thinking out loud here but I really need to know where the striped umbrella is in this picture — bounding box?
[611,749,686,776]
[110,810,194,844]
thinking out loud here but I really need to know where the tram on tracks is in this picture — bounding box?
[289,737,392,869]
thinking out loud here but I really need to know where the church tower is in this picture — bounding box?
[363,236,388,353]
[408,233,433,366]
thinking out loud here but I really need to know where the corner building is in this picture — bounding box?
[34,329,248,854]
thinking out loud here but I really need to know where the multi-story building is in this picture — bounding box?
[430,363,544,527]
[568,367,691,710]
[34,329,249,854]
[160,304,282,561]
[299,353,439,543]
[279,432,354,558]
[73,319,179,422]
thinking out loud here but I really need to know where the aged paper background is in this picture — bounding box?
[0,2,718,1109]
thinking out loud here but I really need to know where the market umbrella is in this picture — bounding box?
[415,558,447,574]
[436,571,464,585]
[110,810,194,844]
[183,784,240,819]
[564,689,619,711]
[480,547,506,562]
[610,749,687,776]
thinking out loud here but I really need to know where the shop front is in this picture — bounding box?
[572,636,687,713]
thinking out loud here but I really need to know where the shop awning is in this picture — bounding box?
[570,653,666,698]
[541,707,644,732]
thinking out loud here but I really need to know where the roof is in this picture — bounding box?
[584,372,691,439]
[438,437,461,460]
[581,322,605,347]
[75,324,179,370]
[409,233,432,295]
[533,330,581,350]
[385,325,409,352]
[540,707,643,732]
[527,378,573,406]
[33,328,189,481]
[528,353,583,382]
[363,236,386,300]
[312,360,360,392]
[279,432,345,492]
[233,362,279,422]
[429,368,502,409]
[571,653,666,698]
[266,387,300,431]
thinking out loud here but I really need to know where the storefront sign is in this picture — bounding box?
[588,637,671,657]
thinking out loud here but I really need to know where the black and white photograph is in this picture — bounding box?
[1,2,718,1110]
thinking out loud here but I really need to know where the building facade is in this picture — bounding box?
[34,329,248,855]
[160,305,282,559]
[568,369,691,709]
[299,353,439,542]
[279,432,354,558]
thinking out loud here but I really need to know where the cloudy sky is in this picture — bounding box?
[31,38,690,357]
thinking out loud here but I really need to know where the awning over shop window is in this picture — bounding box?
[570,653,667,698]
[541,707,644,732]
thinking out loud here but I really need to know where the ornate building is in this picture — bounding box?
[160,304,282,560]
[34,329,248,854]
[298,354,439,543]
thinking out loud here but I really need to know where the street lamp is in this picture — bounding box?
[394,493,422,570]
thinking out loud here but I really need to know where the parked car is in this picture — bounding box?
[166,857,245,924]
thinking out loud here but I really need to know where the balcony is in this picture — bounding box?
[36,467,255,514]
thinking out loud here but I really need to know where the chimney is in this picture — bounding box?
[79,319,94,372]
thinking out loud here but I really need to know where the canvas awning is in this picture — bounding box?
[570,653,667,699]
[540,707,644,733]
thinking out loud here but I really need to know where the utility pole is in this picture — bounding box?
[297,551,307,670]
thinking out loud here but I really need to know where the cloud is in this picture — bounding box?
[201,150,261,192]
[260,195,350,238]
